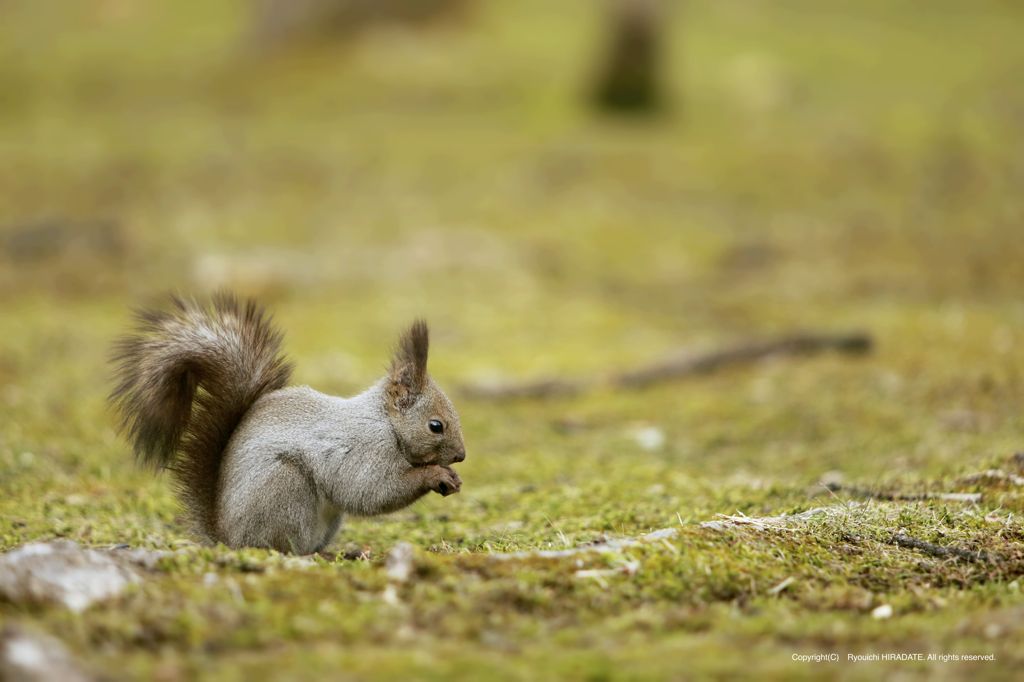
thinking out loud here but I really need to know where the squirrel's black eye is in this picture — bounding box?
[428,420,444,434]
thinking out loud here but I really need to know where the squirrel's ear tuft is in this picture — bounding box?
[387,319,429,408]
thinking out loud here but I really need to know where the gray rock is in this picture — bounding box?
[0,626,92,682]
[0,542,140,612]
[385,542,415,583]
[107,546,173,571]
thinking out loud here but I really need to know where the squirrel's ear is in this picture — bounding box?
[387,319,429,409]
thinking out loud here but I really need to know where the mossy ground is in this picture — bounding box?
[2,1,1024,679]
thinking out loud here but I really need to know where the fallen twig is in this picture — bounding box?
[462,332,872,400]
[958,469,1024,487]
[841,488,982,504]
[768,576,795,596]
[613,333,872,389]
[888,533,991,563]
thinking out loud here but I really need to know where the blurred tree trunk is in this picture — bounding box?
[592,0,666,114]
[249,0,469,48]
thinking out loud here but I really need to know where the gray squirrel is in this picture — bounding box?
[109,292,465,554]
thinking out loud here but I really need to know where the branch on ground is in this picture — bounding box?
[958,469,1024,487]
[840,487,982,504]
[888,533,992,564]
[461,332,873,400]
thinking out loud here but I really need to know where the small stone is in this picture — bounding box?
[0,626,92,682]
[0,542,140,613]
[871,604,893,619]
[382,585,400,606]
[385,542,415,583]
[282,557,315,570]
[984,623,1003,639]
[819,470,844,490]
[633,426,666,451]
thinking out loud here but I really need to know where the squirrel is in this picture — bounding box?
[108,292,465,554]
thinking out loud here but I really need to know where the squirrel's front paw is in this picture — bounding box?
[424,465,462,496]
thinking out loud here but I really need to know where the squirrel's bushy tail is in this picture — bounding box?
[109,292,293,541]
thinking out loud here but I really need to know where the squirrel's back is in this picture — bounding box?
[109,292,293,541]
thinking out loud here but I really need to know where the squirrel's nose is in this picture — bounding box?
[453,448,466,463]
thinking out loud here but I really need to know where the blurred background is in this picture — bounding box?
[2,0,1024,535]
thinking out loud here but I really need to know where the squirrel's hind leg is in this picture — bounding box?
[220,455,325,554]
[312,514,344,554]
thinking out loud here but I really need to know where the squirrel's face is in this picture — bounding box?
[384,320,466,468]
[389,377,466,467]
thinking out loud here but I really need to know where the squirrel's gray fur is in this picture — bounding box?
[109,292,465,554]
